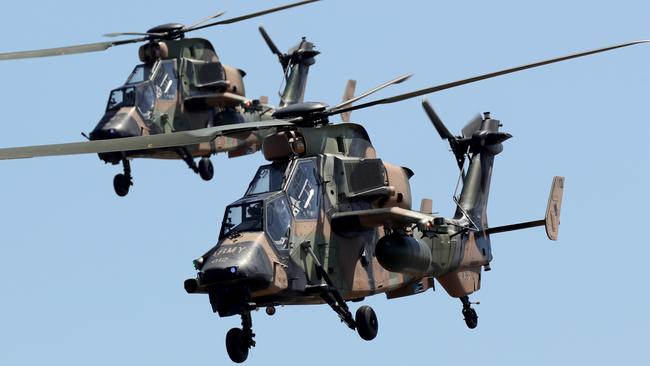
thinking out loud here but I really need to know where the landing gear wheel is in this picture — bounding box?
[225,328,249,363]
[355,305,378,341]
[113,173,131,197]
[198,157,214,181]
[462,307,478,329]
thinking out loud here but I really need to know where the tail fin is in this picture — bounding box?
[545,176,564,240]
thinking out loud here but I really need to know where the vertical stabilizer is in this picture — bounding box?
[545,176,564,240]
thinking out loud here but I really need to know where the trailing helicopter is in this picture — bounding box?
[0,0,323,196]
[0,39,648,363]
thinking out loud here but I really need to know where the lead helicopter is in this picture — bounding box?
[0,0,326,196]
[0,39,648,363]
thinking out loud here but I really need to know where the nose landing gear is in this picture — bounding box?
[460,295,479,329]
[225,311,255,363]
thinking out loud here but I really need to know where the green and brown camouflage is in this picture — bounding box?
[88,31,308,184]
[184,113,564,362]
[0,1,322,197]
[1,32,643,363]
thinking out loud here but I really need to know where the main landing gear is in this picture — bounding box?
[460,295,479,329]
[222,301,379,363]
[111,150,214,197]
[301,241,379,341]
[113,158,133,197]
[313,286,379,341]
[225,311,255,363]
[176,147,214,181]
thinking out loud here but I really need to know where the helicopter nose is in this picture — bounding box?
[89,108,142,141]
[198,233,274,288]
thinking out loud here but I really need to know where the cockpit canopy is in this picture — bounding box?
[105,60,178,123]
[218,158,321,248]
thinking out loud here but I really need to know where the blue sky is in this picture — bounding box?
[0,0,648,365]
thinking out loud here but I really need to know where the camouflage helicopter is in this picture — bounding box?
[0,0,325,197]
[0,39,647,363]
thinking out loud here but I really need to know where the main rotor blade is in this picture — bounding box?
[0,120,293,160]
[422,99,454,140]
[184,11,227,31]
[328,39,650,117]
[187,0,320,32]
[0,37,146,61]
[330,74,413,111]
[103,32,165,38]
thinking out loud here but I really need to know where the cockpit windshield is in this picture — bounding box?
[125,64,152,85]
[246,162,289,196]
[106,61,178,121]
[105,84,155,120]
[107,87,135,111]
[220,201,263,238]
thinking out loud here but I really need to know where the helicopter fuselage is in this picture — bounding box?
[186,123,492,317]
[89,38,275,164]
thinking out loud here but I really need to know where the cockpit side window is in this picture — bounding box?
[287,160,320,220]
[106,87,135,111]
[246,162,289,196]
[153,60,178,100]
[266,196,292,248]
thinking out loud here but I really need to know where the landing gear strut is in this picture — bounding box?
[302,242,379,341]
[225,311,256,363]
[176,148,214,181]
[460,296,478,329]
[113,158,133,197]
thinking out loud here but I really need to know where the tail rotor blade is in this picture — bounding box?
[422,99,454,140]
[461,114,483,138]
[258,26,283,57]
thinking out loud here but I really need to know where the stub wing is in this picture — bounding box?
[331,207,431,231]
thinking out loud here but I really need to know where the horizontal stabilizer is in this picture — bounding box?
[331,207,431,232]
[484,176,564,240]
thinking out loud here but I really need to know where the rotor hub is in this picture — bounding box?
[147,23,185,34]
[147,23,186,39]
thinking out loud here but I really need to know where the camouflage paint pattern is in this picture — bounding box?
[188,114,562,314]
[91,37,280,164]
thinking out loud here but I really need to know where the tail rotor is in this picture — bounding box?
[422,100,512,169]
[421,99,470,170]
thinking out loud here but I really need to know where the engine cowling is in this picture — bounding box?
[375,233,431,275]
